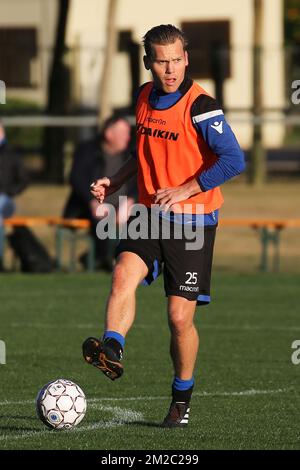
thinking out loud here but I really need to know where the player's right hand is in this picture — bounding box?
[90,177,111,204]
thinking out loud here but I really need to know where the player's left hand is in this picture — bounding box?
[154,178,201,212]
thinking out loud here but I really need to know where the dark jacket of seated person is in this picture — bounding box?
[63,116,137,269]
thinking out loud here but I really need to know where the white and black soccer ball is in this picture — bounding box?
[36,378,87,430]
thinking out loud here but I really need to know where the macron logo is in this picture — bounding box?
[211,121,223,134]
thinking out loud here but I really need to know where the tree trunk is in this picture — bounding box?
[98,0,119,126]
[249,0,267,185]
[43,0,70,183]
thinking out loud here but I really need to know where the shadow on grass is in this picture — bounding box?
[0,415,40,433]
[0,415,36,420]
[126,420,163,429]
[0,425,40,432]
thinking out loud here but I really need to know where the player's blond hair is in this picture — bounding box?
[142,24,188,59]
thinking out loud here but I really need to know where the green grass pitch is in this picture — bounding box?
[0,271,299,450]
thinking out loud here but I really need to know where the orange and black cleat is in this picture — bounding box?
[82,337,123,381]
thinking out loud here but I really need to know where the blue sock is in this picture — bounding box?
[173,376,195,391]
[103,330,125,349]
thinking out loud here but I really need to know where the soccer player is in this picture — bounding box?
[82,24,245,427]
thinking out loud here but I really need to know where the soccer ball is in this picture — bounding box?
[36,378,87,430]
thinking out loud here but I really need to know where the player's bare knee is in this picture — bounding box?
[168,310,192,335]
[110,252,147,297]
[111,263,128,293]
[110,262,136,296]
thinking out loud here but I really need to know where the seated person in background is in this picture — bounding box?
[63,114,136,271]
[0,122,29,271]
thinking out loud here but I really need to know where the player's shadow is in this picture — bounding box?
[0,424,39,432]
[0,415,39,433]
[127,420,162,428]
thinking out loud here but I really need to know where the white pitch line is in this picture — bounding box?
[9,323,101,330]
[0,387,292,408]
[0,405,144,443]
[0,399,33,406]
[200,324,300,332]
[8,322,300,332]
[0,388,292,443]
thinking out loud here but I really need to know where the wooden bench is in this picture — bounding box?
[219,218,300,272]
[2,216,300,273]
[54,218,95,272]
[2,216,95,272]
